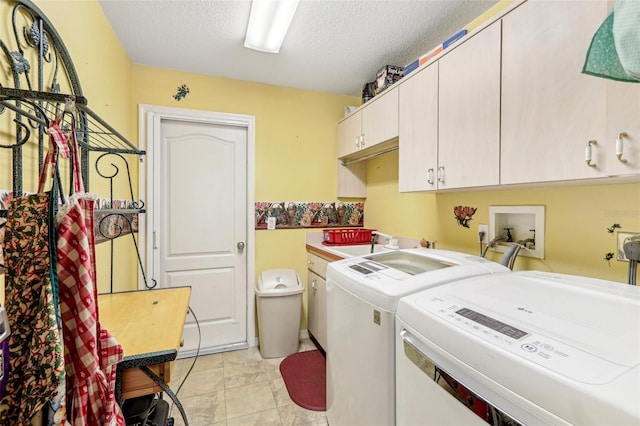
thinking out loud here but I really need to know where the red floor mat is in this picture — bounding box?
[279,349,326,411]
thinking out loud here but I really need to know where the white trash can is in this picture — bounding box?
[256,269,303,358]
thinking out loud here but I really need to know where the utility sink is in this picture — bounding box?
[326,244,393,258]
[362,251,451,275]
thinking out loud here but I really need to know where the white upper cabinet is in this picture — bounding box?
[337,87,399,161]
[340,0,639,194]
[399,62,439,192]
[501,0,640,184]
[438,21,502,189]
[337,110,363,159]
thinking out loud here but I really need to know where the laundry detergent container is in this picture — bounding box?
[256,269,303,358]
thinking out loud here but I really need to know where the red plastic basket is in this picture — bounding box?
[322,228,375,245]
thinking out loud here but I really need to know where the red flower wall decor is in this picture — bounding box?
[454,206,477,228]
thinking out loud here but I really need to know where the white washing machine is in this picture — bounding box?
[326,248,509,426]
[395,271,640,425]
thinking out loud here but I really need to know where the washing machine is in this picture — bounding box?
[395,271,640,425]
[326,248,509,426]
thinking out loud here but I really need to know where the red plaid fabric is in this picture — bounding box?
[68,119,84,194]
[56,120,124,425]
[38,117,71,194]
[57,196,124,426]
[48,120,71,158]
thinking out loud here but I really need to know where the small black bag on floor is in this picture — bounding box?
[123,394,169,426]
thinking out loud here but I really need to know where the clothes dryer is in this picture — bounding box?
[395,271,640,425]
[326,248,509,426]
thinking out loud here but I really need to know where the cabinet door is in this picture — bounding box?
[500,0,640,183]
[399,62,439,192]
[315,274,327,350]
[501,0,605,183]
[605,78,640,176]
[438,21,501,189]
[361,87,399,151]
[337,159,366,198]
[337,111,362,158]
[307,270,327,350]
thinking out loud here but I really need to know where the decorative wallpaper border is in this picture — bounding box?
[255,201,365,230]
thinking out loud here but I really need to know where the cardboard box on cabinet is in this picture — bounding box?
[374,65,404,95]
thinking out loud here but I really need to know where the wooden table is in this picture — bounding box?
[98,286,191,401]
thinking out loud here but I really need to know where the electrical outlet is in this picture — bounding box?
[478,224,489,243]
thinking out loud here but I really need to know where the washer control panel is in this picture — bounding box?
[425,297,628,384]
[336,259,409,280]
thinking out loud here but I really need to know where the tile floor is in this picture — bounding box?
[166,339,328,426]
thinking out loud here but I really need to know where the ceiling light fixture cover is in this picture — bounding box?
[244,0,300,54]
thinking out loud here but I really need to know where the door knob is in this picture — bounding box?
[237,241,245,250]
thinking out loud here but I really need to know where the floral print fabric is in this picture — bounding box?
[0,193,65,424]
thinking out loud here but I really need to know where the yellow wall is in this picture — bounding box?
[131,64,359,328]
[365,150,640,283]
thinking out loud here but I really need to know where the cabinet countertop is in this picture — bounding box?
[306,243,346,261]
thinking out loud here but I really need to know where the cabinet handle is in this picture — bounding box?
[437,166,445,183]
[427,168,434,185]
[355,135,360,149]
[585,140,597,167]
[360,134,365,148]
[311,279,317,291]
[308,260,314,267]
[616,132,628,163]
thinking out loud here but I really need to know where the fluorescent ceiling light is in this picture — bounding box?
[244,0,300,54]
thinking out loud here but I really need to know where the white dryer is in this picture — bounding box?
[395,271,640,425]
[326,248,509,426]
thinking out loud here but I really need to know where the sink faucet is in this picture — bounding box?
[372,231,399,249]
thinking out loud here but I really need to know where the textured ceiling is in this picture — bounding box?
[97,0,499,97]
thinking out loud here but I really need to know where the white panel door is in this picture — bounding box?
[158,118,248,353]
